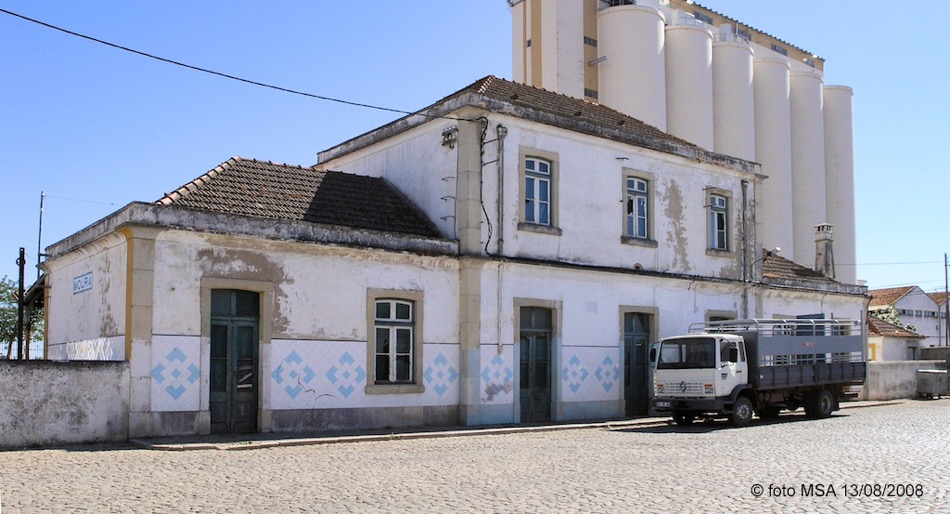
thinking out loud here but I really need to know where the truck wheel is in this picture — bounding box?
[811,389,835,418]
[730,397,754,427]
[672,413,695,426]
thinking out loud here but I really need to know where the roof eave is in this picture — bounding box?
[45,203,458,262]
[318,90,757,174]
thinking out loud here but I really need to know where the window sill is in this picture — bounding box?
[365,384,425,395]
[517,223,563,236]
[706,248,735,258]
[621,236,658,248]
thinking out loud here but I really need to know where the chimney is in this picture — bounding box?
[815,223,835,279]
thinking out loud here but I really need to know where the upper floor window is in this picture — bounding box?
[709,194,729,251]
[524,157,552,226]
[626,178,649,239]
[374,299,415,384]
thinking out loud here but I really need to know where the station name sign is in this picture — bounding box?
[73,272,93,294]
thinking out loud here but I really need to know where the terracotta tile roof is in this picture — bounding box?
[868,286,916,308]
[460,75,686,143]
[321,76,755,173]
[868,316,925,339]
[762,251,837,284]
[929,292,949,306]
[156,157,441,238]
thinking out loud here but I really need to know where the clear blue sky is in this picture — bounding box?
[1,1,947,294]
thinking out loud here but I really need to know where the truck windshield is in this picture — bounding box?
[657,337,716,369]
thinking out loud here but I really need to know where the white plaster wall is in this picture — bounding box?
[319,121,460,239]
[149,231,461,413]
[499,119,749,279]
[475,261,749,418]
[45,233,127,361]
[892,292,943,346]
[321,113,751,281]
[758,288,865,322]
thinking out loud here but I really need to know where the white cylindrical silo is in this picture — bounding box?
[597,4,667,130]
[753,57,794,257]
[665,23,714,149]
[823,85,856,284]
[712,38,755,161]
[790,71,827,267]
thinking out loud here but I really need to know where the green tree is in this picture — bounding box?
[869,306,917,333]
[0,276,44,358]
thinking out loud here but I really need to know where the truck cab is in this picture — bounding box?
[652,334,751,426]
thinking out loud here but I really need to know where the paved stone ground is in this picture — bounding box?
[1,399,947,513]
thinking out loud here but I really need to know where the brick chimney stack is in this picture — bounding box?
[815,224,835,279]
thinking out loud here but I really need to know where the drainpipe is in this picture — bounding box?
[740,180,750,319]
[496,125,508,255]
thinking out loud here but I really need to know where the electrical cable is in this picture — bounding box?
[0,7,475,123]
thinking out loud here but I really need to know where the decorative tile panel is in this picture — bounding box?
[595,356,621,392]
[562,355,589,395]
[151,337,200,411]
[271,350,318,399]
[325,351,367,399]
[480,350,514,403]
[423,353,459,397]
[559,347,622,402]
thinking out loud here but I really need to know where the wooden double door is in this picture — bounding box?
[210,289,260,434]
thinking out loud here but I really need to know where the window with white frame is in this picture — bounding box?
[626,177,649,239]
[709,194,728,251]
[374,299,415,384]
[524,157,552,226]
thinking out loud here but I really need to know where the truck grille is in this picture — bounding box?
[656,381,706,396]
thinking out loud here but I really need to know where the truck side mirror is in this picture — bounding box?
[728,347,739,363]
[649,348,657,363]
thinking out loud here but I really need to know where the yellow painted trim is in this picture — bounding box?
[530,0,543,88]
[118,226,134,361]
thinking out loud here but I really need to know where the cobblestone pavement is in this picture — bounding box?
[1,399,947,513]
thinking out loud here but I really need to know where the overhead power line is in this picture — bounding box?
[0,7,469,122]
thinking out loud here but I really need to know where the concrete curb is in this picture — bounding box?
[129,399,905,452]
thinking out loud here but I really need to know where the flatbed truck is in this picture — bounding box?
[651,318,866,427]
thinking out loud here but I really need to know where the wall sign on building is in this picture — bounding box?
[73,272,93,294]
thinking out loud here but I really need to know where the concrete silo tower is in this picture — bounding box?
[509,0,858,283]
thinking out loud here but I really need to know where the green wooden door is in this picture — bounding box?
[623,312,651,416]
[520,307,552,423]
[210,290,260,434]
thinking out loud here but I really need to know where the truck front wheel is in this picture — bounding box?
[730,397,754,427]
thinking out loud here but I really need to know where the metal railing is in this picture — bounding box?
[690,318,861,337]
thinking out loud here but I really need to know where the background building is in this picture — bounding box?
[510,0,857,283]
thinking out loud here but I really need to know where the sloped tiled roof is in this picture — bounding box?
[157,157,441,238]
[452,75,687,144]
[320,76,755,174]
[929,292,949,306]
[868,286,916,308]
[868,316,925,339]
[762,251,837,284]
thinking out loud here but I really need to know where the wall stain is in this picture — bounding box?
[662,179,691,273]
[196,247,291,333]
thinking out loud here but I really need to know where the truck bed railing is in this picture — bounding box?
[689,318,861,338]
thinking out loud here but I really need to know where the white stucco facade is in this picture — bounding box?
[42,75,867,437]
